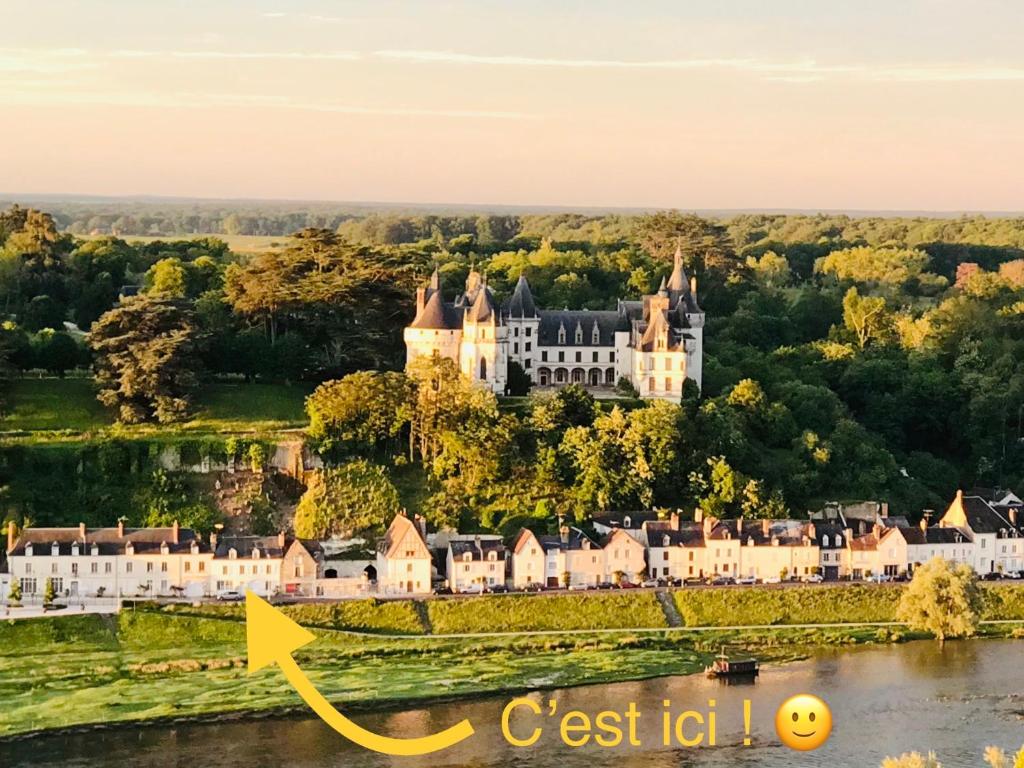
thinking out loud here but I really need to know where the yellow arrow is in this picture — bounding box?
[245,591,475,756]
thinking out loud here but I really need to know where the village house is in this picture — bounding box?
[939,490,1024,575]
[210,533,322,597]
[901,521,972,572]
[510,527,606,588]
[642,516,706,581]
[600,528,646,583]
[445,537,508,592]
[815,522,849,580]
[375,513,433,594]
[847,525,908,580]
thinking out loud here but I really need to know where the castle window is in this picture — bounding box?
[513,343,519,354]
[609,351,615,362]
[542,351,548,362]
[525,360,531,369]
[574,326,583,344]
[525,343,531,351]
[479,358,487,380]
[592,325,600,344]
[592,351,599,363]
[526,328,532,337]
[514,327,519,336]
[558,351,565,362]
[575,351,581,363]
[558,326,566,344]
[648,377,655,391]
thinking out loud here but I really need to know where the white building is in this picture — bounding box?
[404,247,704,399]
[939,490,1024,574]
[445,538,508,592]
[3,521,321,600]
[375,513,433,595]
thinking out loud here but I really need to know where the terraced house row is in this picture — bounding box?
[2,488,1021,600]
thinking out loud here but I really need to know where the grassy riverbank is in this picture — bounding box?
[4,585,1024,740]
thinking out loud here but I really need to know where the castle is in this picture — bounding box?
[403,247,704,399]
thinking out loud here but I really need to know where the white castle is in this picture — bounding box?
[404,247,705,399]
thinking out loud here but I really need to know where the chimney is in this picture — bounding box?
[737,518,743,538]
[1010,508,1018,527]
[872,522,882,539]
[560,525,570,545]
[210,532,219,550]
[474,535,481,550]
[694,508,703,524]
[278,531,286,548]
[172,520,179,544]
[117,519,124,538]
[690,276,697,299]
[414,514,427,539]
[670,511,680,531]
[880,502,889,519]
[762,518,771,537]
[79,522,87,542]
[702,515,714,538]
[6,520,16,554]
[921,510,933,532]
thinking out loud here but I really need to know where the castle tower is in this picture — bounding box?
[459,276,507,393]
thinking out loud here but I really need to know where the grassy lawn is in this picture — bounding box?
[1,378,310,436]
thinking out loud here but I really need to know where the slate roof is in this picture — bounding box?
[449,539,508,561]
[409,289,461,330]
[10,526,203,557]
[514,527,600,553]
[591,511,660,531]
[960,495,1019,535]
[899,526,969,546]
[536,310,625,346]
[505,275,538,318]
[213,535,320,560]
[708,519,813,546]
[643,521,706,548]
[466,284,498,323]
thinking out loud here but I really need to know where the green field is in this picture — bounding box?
[2,378,311,436]
[5,584,1024,740]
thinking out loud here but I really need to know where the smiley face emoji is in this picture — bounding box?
[775,694,832,751]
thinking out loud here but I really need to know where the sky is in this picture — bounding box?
[2,0,1023,211]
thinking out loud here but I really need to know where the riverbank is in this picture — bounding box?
[3,585,1024,741]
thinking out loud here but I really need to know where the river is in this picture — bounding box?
[3,639,1023,768]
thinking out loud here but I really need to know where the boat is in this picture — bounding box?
[705,649,759,679]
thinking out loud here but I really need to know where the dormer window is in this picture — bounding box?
[747,537,754,547]
[25,542,32,556]
[592,324,600,344]
[558,324,566,344]
[229,548,237,560]
[91,544,99,556]
[836,535,843,546]
[160,542,169,555]
[51,542,60,556]
[582,540,590,550]
[663,535,670,547]
[574,324,583,344]
[463,552,472,562]
[487,551,497,561]
[623,516,632,528]
[822,535,830,547]
[71,542,79,556]
[252,548,261,559]
[125,542,134,556]
[191,542,199,554]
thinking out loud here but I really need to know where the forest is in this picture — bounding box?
[0,203,1022,534]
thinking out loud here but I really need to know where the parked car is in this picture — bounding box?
[763,576,782,584]
[683,576,704,586]
[710,576,735,586]
[735,576,758,585]
[641,578,660,588]
[523,582,545,592]
[618,581,639,589]
[873,574,893,583]
[216,590,243,602]
[432,585,453,595]
[568,582,589,591]
[596,581,616,590]
[460,584,484,594]
[801,573,824,584]
[485,584,509,594]
[982,572,1004,581]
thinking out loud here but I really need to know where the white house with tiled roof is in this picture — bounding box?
[404,246,704,399]
[375,513,433,594]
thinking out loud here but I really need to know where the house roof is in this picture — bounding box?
[409,289,460,330]
[708,519,813,546]
[944,493,1021,535]
[537,310,625,346]
[644,521,706,548]
[377,514,429,557]
[213,535,320,560]
[9,526,203,557]
[899,526,969,546]
[515,526,601,553]
[466,283,498,323]
[591,511,661,530]
[449,539,508,561]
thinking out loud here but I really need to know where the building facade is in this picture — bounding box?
[404,248,705,399]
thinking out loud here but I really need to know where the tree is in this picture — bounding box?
[634,211,737,277]
[43,577,56,606]
[560,570,571,588]
[146,257,187,298]
[22,295,65,332]
[8,577,22,605]
[746,251,791,288]
[897,557,983,641]
[293,460,400,539]
[32,329,81,377]
[983,746,1024,768]
[306,371,414,459]
[88,295,201,423]
[843,287,891,349]
[506,360,532,396]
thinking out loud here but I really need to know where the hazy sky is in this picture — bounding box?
[2,0,1023,210]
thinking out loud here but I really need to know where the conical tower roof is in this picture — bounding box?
[466,280,497,323]
[410,288,457,329]
[507,274,538,318]
[666,244,688,293]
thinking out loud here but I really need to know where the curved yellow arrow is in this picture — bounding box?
[245,591,475,756]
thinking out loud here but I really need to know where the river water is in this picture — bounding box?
[3,639,1023,768]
